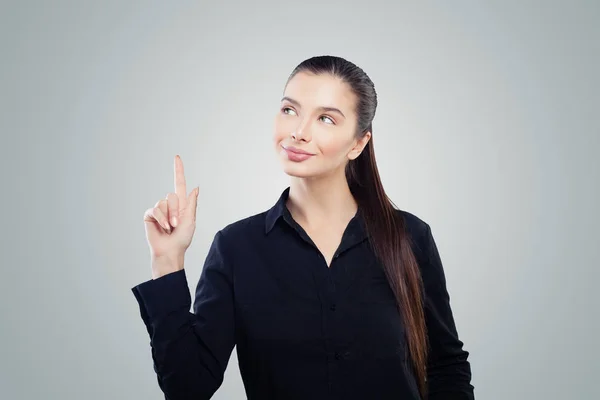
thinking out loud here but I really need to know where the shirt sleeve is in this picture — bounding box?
[420,223,475,399]
[131,230,236,400]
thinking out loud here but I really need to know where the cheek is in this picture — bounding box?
[273,114,292,142]
[318,136,353,158]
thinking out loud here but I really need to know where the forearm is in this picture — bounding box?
[132,269,228,400]
[150,311,224,400]
[427,347,474,399]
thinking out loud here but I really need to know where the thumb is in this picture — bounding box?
[188,186,199,222]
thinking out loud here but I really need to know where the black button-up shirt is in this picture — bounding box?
[132,188,474,400]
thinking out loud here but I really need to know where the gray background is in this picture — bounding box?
[1,0,598,399]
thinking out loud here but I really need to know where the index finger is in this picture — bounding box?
[174,155,188,209]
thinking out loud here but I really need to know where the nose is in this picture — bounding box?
[291,118,311,142]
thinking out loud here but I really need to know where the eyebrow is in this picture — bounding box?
[281,96,346,119]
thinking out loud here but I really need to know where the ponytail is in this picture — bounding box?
[346,130,429,399]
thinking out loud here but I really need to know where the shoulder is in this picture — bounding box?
[393,208,434,262]
[394,208,430,240]
[214,209,270,244]
[202,210,270,264]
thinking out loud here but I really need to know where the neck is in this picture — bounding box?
[287,170,358,229]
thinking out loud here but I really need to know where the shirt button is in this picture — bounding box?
[334,352,341,360]
[330,304,336,311]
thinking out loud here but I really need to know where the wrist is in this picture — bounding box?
[151,254,185,279]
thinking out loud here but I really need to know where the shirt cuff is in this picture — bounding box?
[131,269,191,323]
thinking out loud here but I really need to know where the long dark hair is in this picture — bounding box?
[286,55,429,399]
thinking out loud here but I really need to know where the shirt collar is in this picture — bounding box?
[264,187,369,252]
[265,187,291,234]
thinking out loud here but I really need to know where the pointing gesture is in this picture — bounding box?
[174,153,188,212]
[143,155,199,279]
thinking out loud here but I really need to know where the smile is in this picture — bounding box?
[281,145,315,162]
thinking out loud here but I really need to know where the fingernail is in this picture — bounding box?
[171,216,178,227]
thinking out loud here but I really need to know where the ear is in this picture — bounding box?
[348,131,372,160]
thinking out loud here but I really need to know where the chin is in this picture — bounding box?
[280,163,316,178]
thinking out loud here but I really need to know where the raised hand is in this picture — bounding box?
[143,155,199,279]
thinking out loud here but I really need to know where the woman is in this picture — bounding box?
[133,55,475,400]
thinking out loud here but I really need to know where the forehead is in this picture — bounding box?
[283,71,356,113]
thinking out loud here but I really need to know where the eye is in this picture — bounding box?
[282,107,297,116]
[319,115,335,125]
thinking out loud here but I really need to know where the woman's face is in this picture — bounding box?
[273,71,371,179]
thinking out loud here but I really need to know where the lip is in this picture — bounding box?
[282,145,315,155]
[281,144,315,162]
